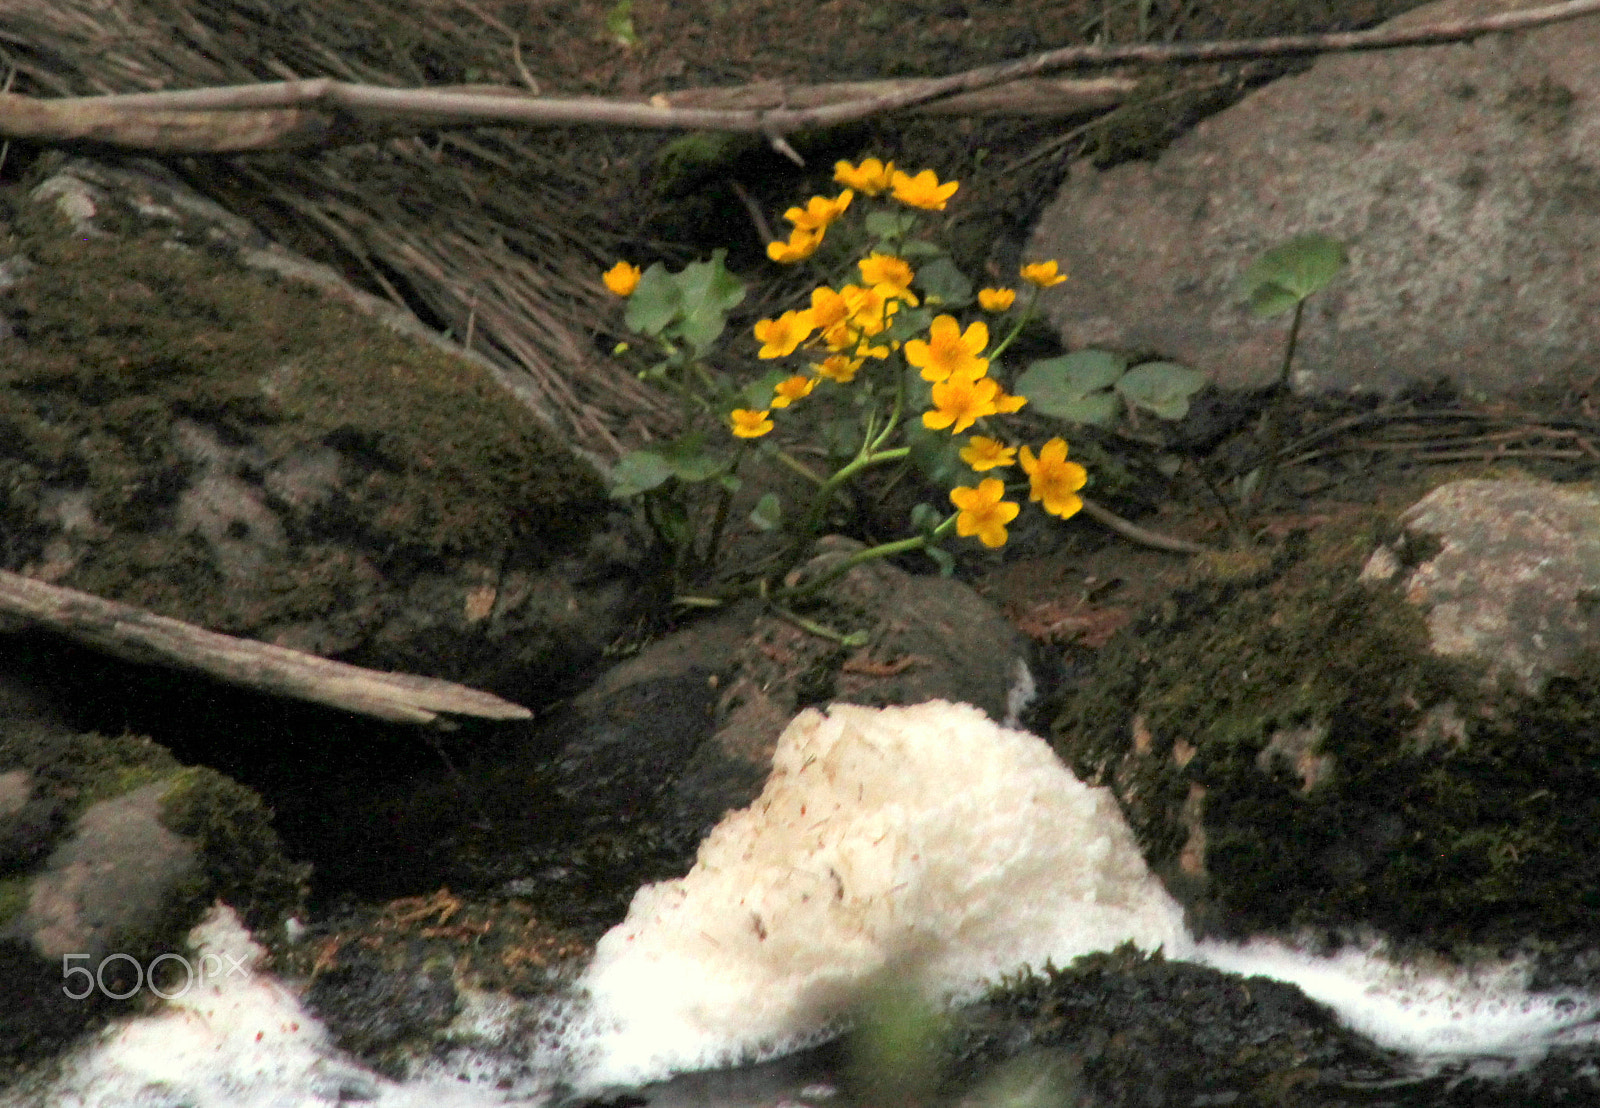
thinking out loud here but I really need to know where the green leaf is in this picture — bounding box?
[915,256,972,308]
[864,210,919,240]
[673,249,746,354]
[1238,233,1348,318]
[907,423,964,486]
[749,492,783,531]
[624,263,680,335]
[1115,361,1209,421]
[608,449,674,498]
[881,305,935,345]
[897,239,944,259]
[1014,349,1128,425]
[660,433,726,482]
[909,502,944,537]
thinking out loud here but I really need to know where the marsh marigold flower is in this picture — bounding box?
[993,388,1028,414]
[602,261,641,296]
[768,228,823,265]
[814,354,862,383]
[858,253,917,303]
[1020,260,1068,288]
[950,478,1019,548]
[961,436,1016,471]
[1019,437,1088,518]
[771,375,816,408]
[978,287,1016,312]
[841,284,900,337]
[729,409,774,438]
[905,314,989,383]
[809,286,850,332]
[890,168,959,211]
[753,309,816,359]
[924,374,1001,434]
[785,190,854,232]
[833,157,895,195]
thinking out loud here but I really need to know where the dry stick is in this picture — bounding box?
[1078,496,1212,556]
[4,0,1599,152]
[0,569,531,727]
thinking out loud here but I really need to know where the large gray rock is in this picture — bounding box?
[1027,0,1600,397]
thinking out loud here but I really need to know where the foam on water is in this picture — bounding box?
[9,701,1598,1106]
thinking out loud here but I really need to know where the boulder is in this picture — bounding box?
[0,691,305,1066]
[550,537,1035,854]
[1027,0,1600,398]
[1052,479,1600,945]
[0,154,661,708]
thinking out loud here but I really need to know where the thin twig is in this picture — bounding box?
[1078,495,1213,555]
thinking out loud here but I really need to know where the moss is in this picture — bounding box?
[0,203,608,631]
[1053,515,1600,944]
[159,766,307,934]
[0,876,29,927]
[0,722,179,825]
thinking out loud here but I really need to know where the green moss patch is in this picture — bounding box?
[0,195,605,631]
[1053,520,1600,945]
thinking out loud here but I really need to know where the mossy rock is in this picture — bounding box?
[0,159,663,703]
[1051,516,1600,946]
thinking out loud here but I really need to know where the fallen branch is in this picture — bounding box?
[0,569,532,727]
[2,0,1597,153]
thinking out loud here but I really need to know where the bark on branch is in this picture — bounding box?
[0,569,532,727]
[2,0,1597,153]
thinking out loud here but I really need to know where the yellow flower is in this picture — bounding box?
[1020,260,1068,288]
[771,374,816,408]
[993,388,1028,414]
[890,168,959,211]
[753,309,816,359]
[977,287,1016,312]
[858,253,917,304]
[814,354,862,383]
[1019,437,1088,518]
[961,436,1016,471]
[809,286,850,332]
[841,283,900,337]
[924,374,1001,434]
[785,190,854,232]
[729,409,775,438]
[602,261,641,296]
[904,314,989,383]
[833,157,896,195]
[768,227,824,264]
[950,478,1019,548]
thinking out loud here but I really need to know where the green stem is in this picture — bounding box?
[769,447,827,485]
[986,287,1040,363]
[800,446,912,537]
[778,513,958,603]
[1242,298,1305,513]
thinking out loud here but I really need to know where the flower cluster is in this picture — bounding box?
[737,163,1083,548]
[601,161,1087,553]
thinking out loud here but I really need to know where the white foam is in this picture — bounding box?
[573,701,1191,1089]
[10,701,1600,1105]
[1197,937,1600,1059]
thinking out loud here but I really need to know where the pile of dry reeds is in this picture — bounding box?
[0,0,677,456]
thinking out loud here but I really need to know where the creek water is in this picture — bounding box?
[7,702,1598,1107]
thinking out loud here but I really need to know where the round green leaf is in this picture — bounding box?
[608,450,674,498]
[1115,361,1209,421]
[623,262,681,335]
[1238,234,1348,318]
[1014,350,1128,425]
